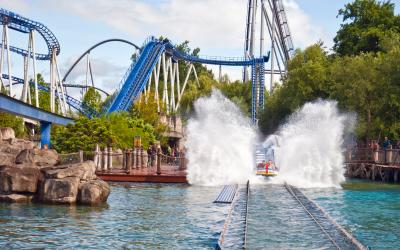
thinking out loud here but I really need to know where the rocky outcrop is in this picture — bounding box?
[78,179,110,205]
[15,148,59,167]
[45,161,95,180]
[0,127,110,205]
[0,165,41,193]
[0,194,34,203]
[0,137,35,166]
[40,177,80,204]
[38,161,106,205]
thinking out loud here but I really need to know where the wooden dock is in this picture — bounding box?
[96,165,188,183]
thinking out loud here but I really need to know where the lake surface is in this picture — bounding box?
[247,179,400,249]
[0,180,398,249]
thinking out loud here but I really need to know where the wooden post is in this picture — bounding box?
[141,147,145,168]
[387,148,393,165]
[157,150,161,175]
[126,149,132,173]
[122,149,127,170]
[107,146,112,172]
[132,147,135,168]
[94,144,100,170]
[79,150,84,163]
[102,148,107,172]
[135,147,139,169]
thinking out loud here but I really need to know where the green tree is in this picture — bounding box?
[334,0,400,55]
[82,87,102,112]
[52,112,157,153]
[0,112,25,137]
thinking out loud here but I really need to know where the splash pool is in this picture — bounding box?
[0,183,228,249]
[0,180,398,249]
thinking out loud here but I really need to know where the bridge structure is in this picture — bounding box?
[0,1,294,147]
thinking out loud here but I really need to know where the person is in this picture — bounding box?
[371,140,379,151]
[265,160,271,173]
[257,160,265,170]
[383,137,391,150]
[396,140,400,149]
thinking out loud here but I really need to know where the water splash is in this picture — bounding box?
[186,89,257,186]
[267,100,353,188]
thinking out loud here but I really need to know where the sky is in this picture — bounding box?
[1,0,399,98]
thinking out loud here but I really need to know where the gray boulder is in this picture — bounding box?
[45,161,96,180]
[78,179,110,205]
[40,177,80,204]
[0,165,41,193]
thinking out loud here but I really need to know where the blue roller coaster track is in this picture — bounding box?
[106,37,269,122]
[1,7,268,123]
[0,8,60,60]
[2,74,99,118]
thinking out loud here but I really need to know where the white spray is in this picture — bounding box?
[267,100,353,188]
[186,89,257,186]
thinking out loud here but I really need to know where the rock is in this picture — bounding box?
[40,177,80,204]
[78,179,110,205]
[33,149,59,167]
[0,165,40,193]
[0,153,16,166]
[45,161,96,181]
[0,194,33,203]
[15,148,59,167]
[0,127,15,140]
[0,139,35,161]
[15,149,35,165]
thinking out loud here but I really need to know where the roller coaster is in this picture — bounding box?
[0,0,295,149]
[0,8,269,123]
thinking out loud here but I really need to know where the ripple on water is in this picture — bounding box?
[0,183,229,249]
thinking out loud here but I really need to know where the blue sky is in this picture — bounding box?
[1,0,399,97]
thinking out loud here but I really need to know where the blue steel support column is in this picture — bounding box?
[251,62,257,124]
[40,121,51,149]
[258,62,265,109]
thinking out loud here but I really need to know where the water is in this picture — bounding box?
[247,180,400,249]
[0,180,398,248]
[186,89,257,186]
[0,183,228,249]
[304,180,400,249]
[265,100,354,188]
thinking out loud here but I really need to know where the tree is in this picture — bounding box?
[334,0,400,55]
[52,112,157,153]
[0,112,25,138]
[82,87,102,112]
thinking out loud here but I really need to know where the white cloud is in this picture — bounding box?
[0,0,30,14]
[1,0,331,84]
[60,56,127,94]
[283,0,330,49]
[42,0,246,51]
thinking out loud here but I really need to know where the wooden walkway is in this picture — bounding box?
[96,165,187,183]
